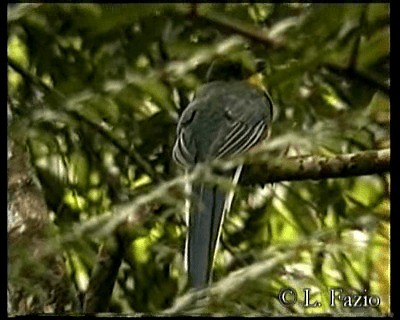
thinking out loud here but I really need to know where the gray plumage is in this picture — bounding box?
[172,80,273,289]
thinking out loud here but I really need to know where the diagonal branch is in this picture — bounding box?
[323,63,389,97]
[83,236,124,313]
[8,57,160,182]
[191,5,284,49]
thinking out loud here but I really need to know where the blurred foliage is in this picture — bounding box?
[8,3,389,315]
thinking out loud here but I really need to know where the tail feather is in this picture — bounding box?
[185,166,243,289]
[186,184,225,288]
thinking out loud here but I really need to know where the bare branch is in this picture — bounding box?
[241,148,390,185]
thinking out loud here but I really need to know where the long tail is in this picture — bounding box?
[185,166,243,289]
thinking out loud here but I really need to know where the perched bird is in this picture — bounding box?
[172,77,273,289]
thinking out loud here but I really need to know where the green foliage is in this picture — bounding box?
[8,3,389,315]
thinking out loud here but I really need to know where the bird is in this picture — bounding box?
[172,77,274,289]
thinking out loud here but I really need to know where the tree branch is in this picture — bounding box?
[8,57,161,182]
[54,148,389,313]
[83,236,124,313]
[240,148,390,186]
[83,203,157,313]
[323,63,390,97]
[8,140,80,313]
[68,110,161,182]
[59,149,389,248]
[192,7,284,49]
